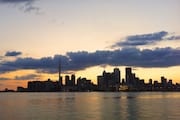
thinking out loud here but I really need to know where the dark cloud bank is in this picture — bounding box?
[0,47,180,74]
[5,51,22,57]
[0,77,9,80]
[0,0,39,13]
[111,31,180,48]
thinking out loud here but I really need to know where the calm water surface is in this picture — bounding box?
[0,92,180,120]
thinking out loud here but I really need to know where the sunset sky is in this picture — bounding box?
[0,0,180,90]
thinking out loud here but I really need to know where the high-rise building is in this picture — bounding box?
[114,68,121,84]
[168,79,173,88]
[71,74,76,86]
[65,75,70,86]
[149,79,152,85]
[161,76,167,88]
[97,68,121,91]
[97,75,104,90]
[125,67,140,90]
[125,67,132,85]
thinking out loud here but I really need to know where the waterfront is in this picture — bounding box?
[0,92,180,120]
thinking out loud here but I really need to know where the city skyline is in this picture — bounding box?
[0,0,180,90]
[2,67,180,91]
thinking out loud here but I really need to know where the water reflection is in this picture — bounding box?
[0,92,180,120]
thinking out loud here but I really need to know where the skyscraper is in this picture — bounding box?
[97,68,121,91]
[114,68,121,84]
[71,74,76,86]
[161,76,167,88]
[65,75,70,86]
[126,67,132,85]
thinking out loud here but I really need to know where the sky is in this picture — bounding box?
[0,0,180,90]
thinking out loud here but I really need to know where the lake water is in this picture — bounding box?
[0,92,180,120]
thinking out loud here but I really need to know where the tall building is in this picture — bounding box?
[65,75,70,86]
[149,79,153,85]
[125,67,140,90]
[161,76,167,84]
[97,76,104,90]
[114,68,121,84]
[161,76,167,89]
[71,74,76,86]
[97,68,121,91]
[126,67,132,85]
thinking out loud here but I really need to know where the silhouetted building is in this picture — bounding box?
[153,80,161,91]
[126,67,132,85]
[149,79,153,85]
[59,76,63,86]
[125,68,137,89]
[147,79,153,91]
[65,75,71,86]
[77,77,94,91]
[125,67,140,90]
[168,79,173,87]
[62,74,77,91]
[58,60,62,86]
[121,78,125,85]
[17,86,27,92]
[161,76,167,90]
[71,74,76,86]
[27,79,60,92]
[97,68,121,91]
[114,68,121,84]
[15,67,180,92]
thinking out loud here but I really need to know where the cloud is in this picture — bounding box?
[111,31,180,48]
[0,0,40,13]
[0,55,69,73]
[0,47,179,74]
[166,35,180,40]
[14,74,39,80]
[0,77,10,80]
[5,51,22,57]
[0,0,34,3]
[0,56,4,62]
[0,74,39,80]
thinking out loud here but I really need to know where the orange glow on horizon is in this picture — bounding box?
[0,66,180,90]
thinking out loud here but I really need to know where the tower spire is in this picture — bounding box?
[58,59,61,82]
[58,58,63,87]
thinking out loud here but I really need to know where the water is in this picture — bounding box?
[0,92,180,120]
